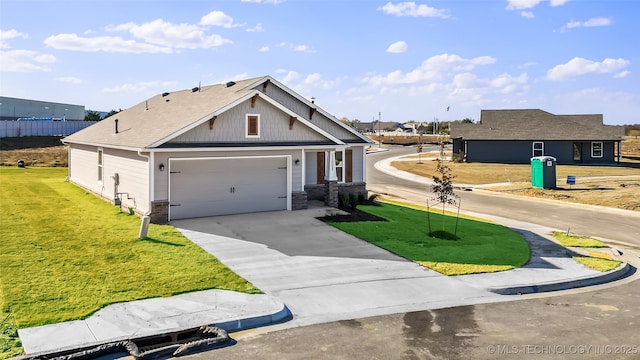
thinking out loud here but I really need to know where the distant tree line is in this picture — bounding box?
[624,124,640,136]
[84,109,122,121]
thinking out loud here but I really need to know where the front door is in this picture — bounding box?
[573,143,582,162]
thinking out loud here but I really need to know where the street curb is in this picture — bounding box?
[215,304,293,333]
[19,292,292,358]
[488,262,634,295]
[21,304,292,359]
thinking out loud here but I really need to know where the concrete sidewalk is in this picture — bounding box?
[18,290,290,357]
[17,205,631,358]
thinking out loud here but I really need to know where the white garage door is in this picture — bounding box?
[169,157,288,220]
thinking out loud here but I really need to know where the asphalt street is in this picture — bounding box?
[366,145,640,247]
[186,272,640,360]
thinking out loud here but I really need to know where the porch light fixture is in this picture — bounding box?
[294,159,300,165]
[159,163,165,171]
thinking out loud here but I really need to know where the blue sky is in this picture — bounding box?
[1,0,637,125]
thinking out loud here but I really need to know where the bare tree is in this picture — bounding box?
[431,159,457,213]
[428,153,460,238]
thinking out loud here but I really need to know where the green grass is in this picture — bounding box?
[330,203,530,276]
[573,257,622,272]
[0,167,259,358]
[552,231,607,248]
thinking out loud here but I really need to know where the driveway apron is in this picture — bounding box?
[172,207,503,327]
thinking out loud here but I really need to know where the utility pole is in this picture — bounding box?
[378,111,381,148]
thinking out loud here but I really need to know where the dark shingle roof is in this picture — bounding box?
[450,109,623,141]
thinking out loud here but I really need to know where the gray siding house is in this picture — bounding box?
[450,109,624,164]
[63,76,372,223]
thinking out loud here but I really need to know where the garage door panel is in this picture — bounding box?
[170,157,288,220]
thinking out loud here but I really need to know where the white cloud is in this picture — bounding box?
[0,29,28,49]
[353,54,528,110]
[258,46,269,52]
[45,33,173,53]
[277,70,300,85]
[293,44,316,53]
[386,41,408,53]
[546,57,630,80]
[506,0,570,10]
[364,53,496,86]
[565,21,582,29]
[450,72,528,96]
[304,73,322,86]
[379,2,450,18]
[215,73,250,84]
[614,70,630,78]
[247,23,264,32]
[521,11,535,18]
[302,73,336,90]
[57,76,83,84]
[549,0,571,6]
[108,19,231,49]
[563,17,612,31]
[583,17,612,27]
[518,61,538,69]
[490,73,529,94]
[275,42,316,53]
[103,80,178,93]
[506,0,543,10]
[200,11,241,28]
[0,49,56,72]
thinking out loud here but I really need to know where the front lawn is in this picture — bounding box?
[329,203,530,276]
[0,167,259,358]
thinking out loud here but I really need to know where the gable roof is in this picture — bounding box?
[63,76,370,149]
[240,76,372,144]
[450,109,624,141]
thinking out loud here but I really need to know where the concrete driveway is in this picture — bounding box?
[171,206,504,327]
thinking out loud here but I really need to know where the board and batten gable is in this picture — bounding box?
[253,81,362,142]
[69,144,150,213]
[168,96,330,144]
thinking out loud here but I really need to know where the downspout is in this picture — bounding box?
[362,146,366,186]
[137,149,153,216]
[65,143,71,181]
[300,148,306,187]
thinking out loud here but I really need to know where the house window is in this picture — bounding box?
[532,142,544,157]
[335,151,343,182]
[246,114,260,138]
[97,148,103,182]
[591,142,603,158]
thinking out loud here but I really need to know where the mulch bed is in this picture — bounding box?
[316,207,387,223]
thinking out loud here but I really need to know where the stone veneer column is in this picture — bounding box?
[324,180,339,208]
[150,200,169,224]
[291,191,308,210]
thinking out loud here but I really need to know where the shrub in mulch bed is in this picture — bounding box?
[316,208,387,223]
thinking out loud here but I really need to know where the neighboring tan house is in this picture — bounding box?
[450,109,624,164]
[63,76,372,223]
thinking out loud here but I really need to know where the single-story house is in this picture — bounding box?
[353,121,401,134]
[63,76,372,223]
[450,109,624,164]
